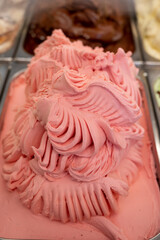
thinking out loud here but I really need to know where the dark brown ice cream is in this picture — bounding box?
[24,0,135,54]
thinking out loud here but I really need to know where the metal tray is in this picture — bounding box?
[0,62,10,98]
[152,234,160,240]
[14,0,142,61]
[0,26,23,61]
[139,69,160,185]
[138,34,160,63]
[13,0,36,61]
[128,0,142,61]
[0,65,159,240]
[143,65,160,130]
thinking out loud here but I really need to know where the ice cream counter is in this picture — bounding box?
[0,0,160,240]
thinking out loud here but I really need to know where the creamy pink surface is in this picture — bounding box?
[0,30,160,240]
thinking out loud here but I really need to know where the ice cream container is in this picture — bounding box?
[0,0,29,59]
[14,0,142,61]
[151,233,160,240]
[0,63,159,240]
[134,0,160,62]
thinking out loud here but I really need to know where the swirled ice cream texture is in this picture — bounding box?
[2,30,147,225]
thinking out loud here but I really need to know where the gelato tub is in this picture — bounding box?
[0,0,28,58]
[0,31,159,240]
[135,0,160,61]
[15,0,137,58]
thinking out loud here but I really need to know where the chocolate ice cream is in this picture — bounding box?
[24,0,135,54]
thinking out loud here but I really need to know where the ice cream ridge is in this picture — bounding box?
[1,30,160,240]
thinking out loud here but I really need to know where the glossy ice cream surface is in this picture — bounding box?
[0,30,160,240]
[136,0,160,60]
[23,0,135,55]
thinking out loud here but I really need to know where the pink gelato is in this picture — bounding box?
[0,30,160,240]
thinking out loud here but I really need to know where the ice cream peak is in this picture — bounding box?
[2,30,144,223]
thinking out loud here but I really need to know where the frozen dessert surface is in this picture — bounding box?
[23,0,135,55]
[0,30,160,240]
[136,0,160,60]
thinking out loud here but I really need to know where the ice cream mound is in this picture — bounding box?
[0,30,160,240]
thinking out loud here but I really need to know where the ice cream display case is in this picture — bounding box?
[0,0,160,240]
[0,50,160,240]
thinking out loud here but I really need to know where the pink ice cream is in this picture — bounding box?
[0,30,160,240]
